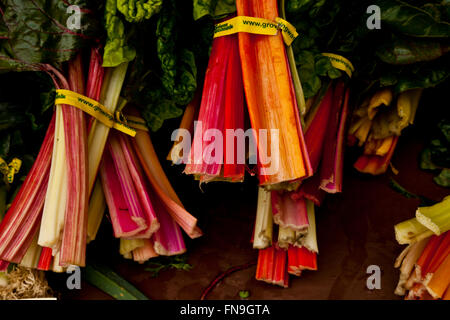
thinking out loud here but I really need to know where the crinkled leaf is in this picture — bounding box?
[298,66,321,99]
[156,4,197,105]
[117,0,163,23]
[0,0,100,71]
[193,0,236,21]
[103,0,137,67]
[379,0,450,38]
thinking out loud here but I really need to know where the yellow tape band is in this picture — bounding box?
[214,16,299,46]
[0,157,22,183]
[55,89,136,137]
[274,17,298,46]
[321,53,355,78]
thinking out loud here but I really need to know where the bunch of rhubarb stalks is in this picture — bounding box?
[174,0,350,287]
[0,48,201,273]
[394,196,450,300]
[348,87,423,175]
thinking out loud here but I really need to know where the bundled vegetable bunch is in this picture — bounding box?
[0,0,203,273]
[346,0,450,175]
[394,197,450,300]
[176,0,356,287]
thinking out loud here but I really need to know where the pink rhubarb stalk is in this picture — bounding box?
[60,54,88,266]
[100,147,147,238]
[271,191,309,231]
[117,133,159,238]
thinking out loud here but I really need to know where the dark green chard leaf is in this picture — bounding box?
[156,2,197,106]
[378,0,450,38]
[193,0,236,21]
[434,169,450,187]
[119,0,203,131]
[420,119,450,188]
[376,37,450,65]
[0,0,100,71]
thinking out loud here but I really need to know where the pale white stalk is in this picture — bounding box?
[278,226,295,249]
[395,217,434,245]
[19,234,41,269]
[51,251,67,273]
[300,200,318,253]
[38,106,68,252]
[87,63,129,194]
[253,187,273,249]
[394,237,430,296]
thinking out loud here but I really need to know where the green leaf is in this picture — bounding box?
[84,264,149,300]
[0,0,100,71]
[379,0,450,38]
[117,0,163,23]
[239,290,250,299]
[193,0,236,21]
[298,66,321,99]
[434,168,450,187]
[144,254,193,277]
[376,37,449,65]
[103,0,137,67]
[0,134,11,159]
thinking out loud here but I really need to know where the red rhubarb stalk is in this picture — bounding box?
[37,247,53,271]
[320,83,349,193]
[0,114,55,263]
[256,245,289,288]
[223,34,245,182]
[184,35,232,180]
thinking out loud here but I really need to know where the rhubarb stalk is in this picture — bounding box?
[236,0,311,186]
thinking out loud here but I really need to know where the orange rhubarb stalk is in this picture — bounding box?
[287,245,317,276]
[236,0,311,187]
[256,245,289,288]
[354,135,399,175]
[426,253,450,299]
